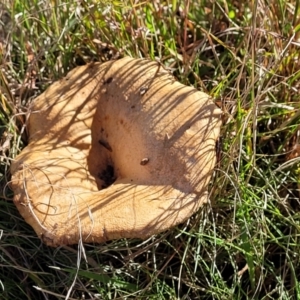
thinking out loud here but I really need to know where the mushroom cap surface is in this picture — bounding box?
[11,57,221,246]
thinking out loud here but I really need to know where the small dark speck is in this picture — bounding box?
[131,105,135,109]
[139,86,148,95]
[103,77,113,84]
[99,139,112,152]
[140,158,149,165]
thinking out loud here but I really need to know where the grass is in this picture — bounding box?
[1,0,300,299]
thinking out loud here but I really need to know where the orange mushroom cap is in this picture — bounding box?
[11,57,221,246]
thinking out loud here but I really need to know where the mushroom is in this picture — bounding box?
[10,57,221,246]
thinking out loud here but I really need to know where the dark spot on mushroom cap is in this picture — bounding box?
[103,77,113,84]
[99,164,116,188]
[99,139,112,152]
[139,86,148,95]
[140,158,150,165]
